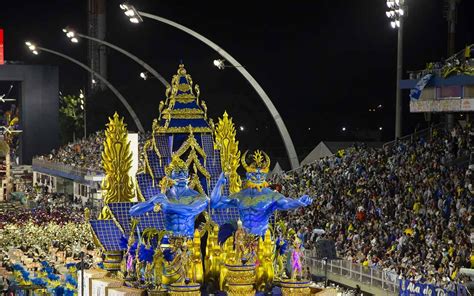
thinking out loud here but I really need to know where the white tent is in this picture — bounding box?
[268,161,283,178]
[300,142,333,166]
[301,141,383,166]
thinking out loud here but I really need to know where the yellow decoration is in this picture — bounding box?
[225,264,256,296]
[174,129,207,162]
[256,229,274,290]
[204,221,223,289]
[168,283,201,296]
[155,126,212,134]
[280,279,311,296]
[241,150,270,173]
[188,173,205,194]
[191,230,204,284]
[161,108,204,119]
[165,155,188,176]
[214,112,242,193]
[154,65,212,134]
[99,113,135,219]
[185,149,211,179]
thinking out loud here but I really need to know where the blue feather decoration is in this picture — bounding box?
[129,241,138,255]
[163,249,174,262]
[64,263,76,269]
[20,269,30,280]
[138,244,154,263]
[119,235,129,249]
[161,235,170,245]
[31,278,48,287]
[47,272,60,281]
[54,286,65,296]
[278,240,288,255]
[65,274,77,287]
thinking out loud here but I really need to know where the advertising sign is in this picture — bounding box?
[399,279,467,296]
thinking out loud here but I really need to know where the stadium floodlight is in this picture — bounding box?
[139,72,148,80]
[64,28,81,43]
[213,59,226,70]
[120,3,143,23]
[25,41,40,55]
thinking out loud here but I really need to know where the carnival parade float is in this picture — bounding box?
[88,65,314,296]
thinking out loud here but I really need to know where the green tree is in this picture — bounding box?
[59,94,84,144]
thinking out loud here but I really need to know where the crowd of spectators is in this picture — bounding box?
[0,190,84,229]
[273,126,473,288]
[37,131,152,172]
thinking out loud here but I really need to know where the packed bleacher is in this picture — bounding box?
[273,125,473,288]
[36,130,152,172]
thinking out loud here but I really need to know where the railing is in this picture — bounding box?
[382,122,446,149]
[32,158,104,177]
[304,256,399,294]
[407,44,474,79]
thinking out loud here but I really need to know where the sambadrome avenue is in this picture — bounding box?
[0,1,473,296]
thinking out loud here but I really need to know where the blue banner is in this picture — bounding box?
[410,74,433,101]
[399,279,467,296]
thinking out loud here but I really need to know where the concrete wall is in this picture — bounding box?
[0,64,59,164]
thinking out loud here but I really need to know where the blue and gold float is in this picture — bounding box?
[88,65,313,296]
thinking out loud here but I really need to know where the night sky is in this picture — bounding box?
[1,0,474,168]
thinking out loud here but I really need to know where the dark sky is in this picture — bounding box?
[1,0,474,168]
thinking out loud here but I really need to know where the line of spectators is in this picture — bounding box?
[37,130,152,172]
[272,125,472,288]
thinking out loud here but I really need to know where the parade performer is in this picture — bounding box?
[290,237,303,280]
[233,220,246,263]
[130,155,209,237]
[211,150,313,236]
[171,241,192,283]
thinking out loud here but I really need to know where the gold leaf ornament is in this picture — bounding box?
[214,112,242,194]
[99,112,135,219]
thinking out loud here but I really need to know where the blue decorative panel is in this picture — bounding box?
[155,135,171,157]
[90,220,125,251]
[136,211,166,231]
[137,173,161,201]
[108,202,135,235]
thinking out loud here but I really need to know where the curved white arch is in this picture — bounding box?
[138,11,299,169]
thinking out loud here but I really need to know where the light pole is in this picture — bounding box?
[79,90,86,139]
[25,41,145,133]
[120,3,300,170]
[63,28,170,88]
[386,0,406,139]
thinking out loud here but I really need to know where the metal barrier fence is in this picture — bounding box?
[382,122,446,149]
[32,158,104,177]
[304,256,399,294]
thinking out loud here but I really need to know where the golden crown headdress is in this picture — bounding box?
[241,150,270,173]
[165,154,188,176]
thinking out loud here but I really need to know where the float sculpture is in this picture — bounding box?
[88,64,314,296]
[211,150,312,236]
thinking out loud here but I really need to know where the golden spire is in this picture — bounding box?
[214,111,241,193]
[99,112,135,219]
